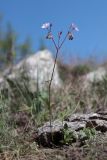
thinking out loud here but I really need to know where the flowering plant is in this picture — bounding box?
[41,22,79,127]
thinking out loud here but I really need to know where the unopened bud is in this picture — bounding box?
[58,31,62,37]
[68,32,74,40]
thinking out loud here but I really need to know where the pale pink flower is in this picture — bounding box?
[71,23,79,31]
[41,22,51,29]
[46,32,53,39]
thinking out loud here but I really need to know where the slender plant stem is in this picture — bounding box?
[48,30,69,127]
[52,37,58,51]
[59,32,68,49]
[58,35,60,48]
[48,46,59,127]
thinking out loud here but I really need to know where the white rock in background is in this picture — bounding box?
[83,67,107,88]
[2,50,62,93]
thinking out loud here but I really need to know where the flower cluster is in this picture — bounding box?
[41,22,79,41]
[41,22,53,39]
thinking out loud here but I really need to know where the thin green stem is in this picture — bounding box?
[48,47,59,127]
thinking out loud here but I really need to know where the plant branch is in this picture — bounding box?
[51,37,58,51]
[59,32,68,49]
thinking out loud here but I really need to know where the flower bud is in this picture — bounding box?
[58,31,62,37]
[46,32,53,39]
[68,32,74,40]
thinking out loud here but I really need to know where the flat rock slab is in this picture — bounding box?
[35,112,107,147]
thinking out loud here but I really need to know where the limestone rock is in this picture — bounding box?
[36,112,107,147]
[0,50,62,94]
[83,67,107,88]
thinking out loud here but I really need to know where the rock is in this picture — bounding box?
[35,112,107,147]
[0,50,62,94]
[83,67,107,88]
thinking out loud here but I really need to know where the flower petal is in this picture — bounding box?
[71,23,79,31]
[41,22,50,29]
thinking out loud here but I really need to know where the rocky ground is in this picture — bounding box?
[0,50,107,159]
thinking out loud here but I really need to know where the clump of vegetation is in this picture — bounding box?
[0,14,33,70]
[0,63,107,159]
[62,124,77,145]
[57,60,71,82]
[79,127,96,141]
[71,64,91,78]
